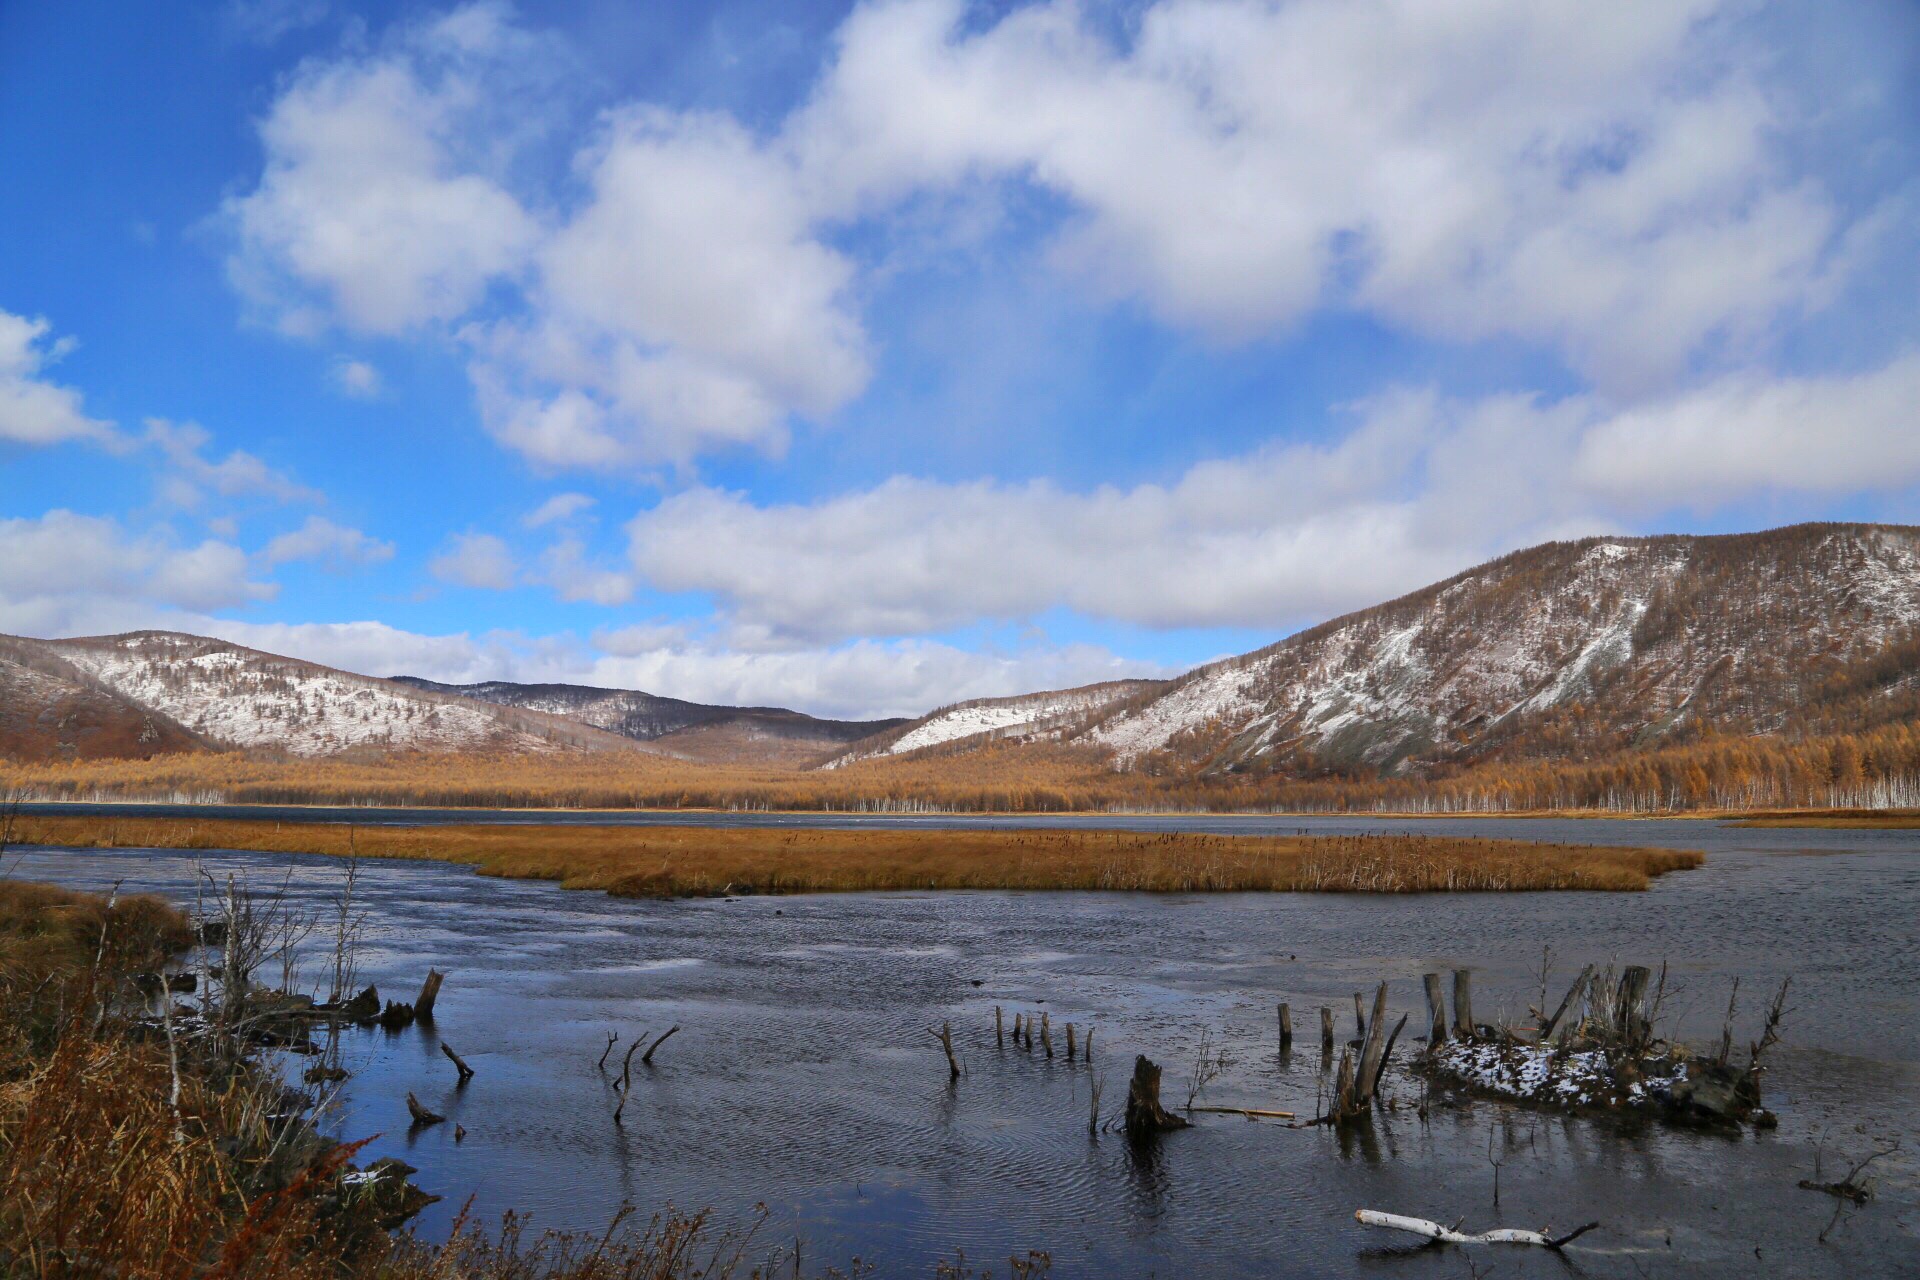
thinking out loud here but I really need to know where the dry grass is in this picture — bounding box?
[1730,813,1920,828]
[0,880,811,1279]
[9,815,1704,895]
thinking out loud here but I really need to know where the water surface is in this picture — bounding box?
[10,816,1917,1277]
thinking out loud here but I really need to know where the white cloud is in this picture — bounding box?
[225,0,1880,475]
[329,358,382,398]
[616,352,1920,642]
[0,510,275,635]
[0,309,119,447]
[485,106,868,465]
[787,0,1848,390]
[218,618,1161,720]
[224,7,542,335]
[428,531,517,589]
[143,418,320,507]
[537,537,634,605]
[1576,353,1920,507]
[522,491,595,527]
[226,0,329,44]
[262,514,395,568]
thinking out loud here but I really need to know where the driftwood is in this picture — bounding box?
[929,1022,961,1080]
[1356,1210,1599,1250]
[1190,1105,1296,1119]
[440,1041,475,1082]
[415,970,445,1020]
[1124,1055,1190,1137]
[405,1092,444,1128]
[642,1025,679,1065]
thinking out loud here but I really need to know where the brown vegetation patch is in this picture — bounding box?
[8,816,1703,895]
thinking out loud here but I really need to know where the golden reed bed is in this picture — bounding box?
[8,815,1704,896]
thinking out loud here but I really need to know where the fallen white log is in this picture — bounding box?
[1355,1210,1599,1250]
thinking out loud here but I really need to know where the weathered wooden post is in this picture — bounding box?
[1278,1003,1293,1049]
[1084,1025,1094,1062]
[1452,970,1475,1039]
[1354,992,1367,1041]
[415,969,445,1020]
[1423,973,1448,1046]
[1614,965,1651,1050]
[1040,1012,1054,1058]
[1320,1006,1335,1054]
[1333,1049,1357,1121]
[995,1005,1004,1048]
[1355,983,1389,1105]
[1066,1022,1077,1061]
[1124,1055,1190,1137]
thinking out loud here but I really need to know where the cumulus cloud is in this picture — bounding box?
[616,352,1920,642]
[522,491,595,527]
[787,0,1849,391]
[329,358,382,398]
[0,510,275,635]
[0,309,119,448]
[1576,353,1920,507]
[262,514,395,568]
[144,418,320,506]
[428,531,517,589]
[229,0,1869,467]
[224,4,543,335]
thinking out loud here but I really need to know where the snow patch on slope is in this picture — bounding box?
[56,634,546,756]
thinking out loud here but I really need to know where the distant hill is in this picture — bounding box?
[1071,523,1920,777]
[0,632,637,760]
[392,678,907,769]
[822,679,1169,767]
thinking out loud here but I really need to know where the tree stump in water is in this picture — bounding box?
[415,970,446,1020]
[1452,970,1475,1040]
[1124,1055,1190,1138]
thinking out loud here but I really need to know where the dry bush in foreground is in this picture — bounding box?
[0,879,868,1279]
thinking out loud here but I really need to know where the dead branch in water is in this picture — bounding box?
[642,1026,679,1065]
[440,1041,475,1082]
[1356,1210,1599,1250]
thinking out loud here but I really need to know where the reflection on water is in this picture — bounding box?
[9,817,1918,1278]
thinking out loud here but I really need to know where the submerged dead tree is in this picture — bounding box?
[1124,1055,1190,1138]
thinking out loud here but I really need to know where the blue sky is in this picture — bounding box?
[2,0,1917,718]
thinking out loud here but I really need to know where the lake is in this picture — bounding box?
[8,813,1917,1276]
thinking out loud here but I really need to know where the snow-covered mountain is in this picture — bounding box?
[395,677,906,768]
[1078,524,1920,775]
[0,632,636,759]
[824,680,1168,767]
